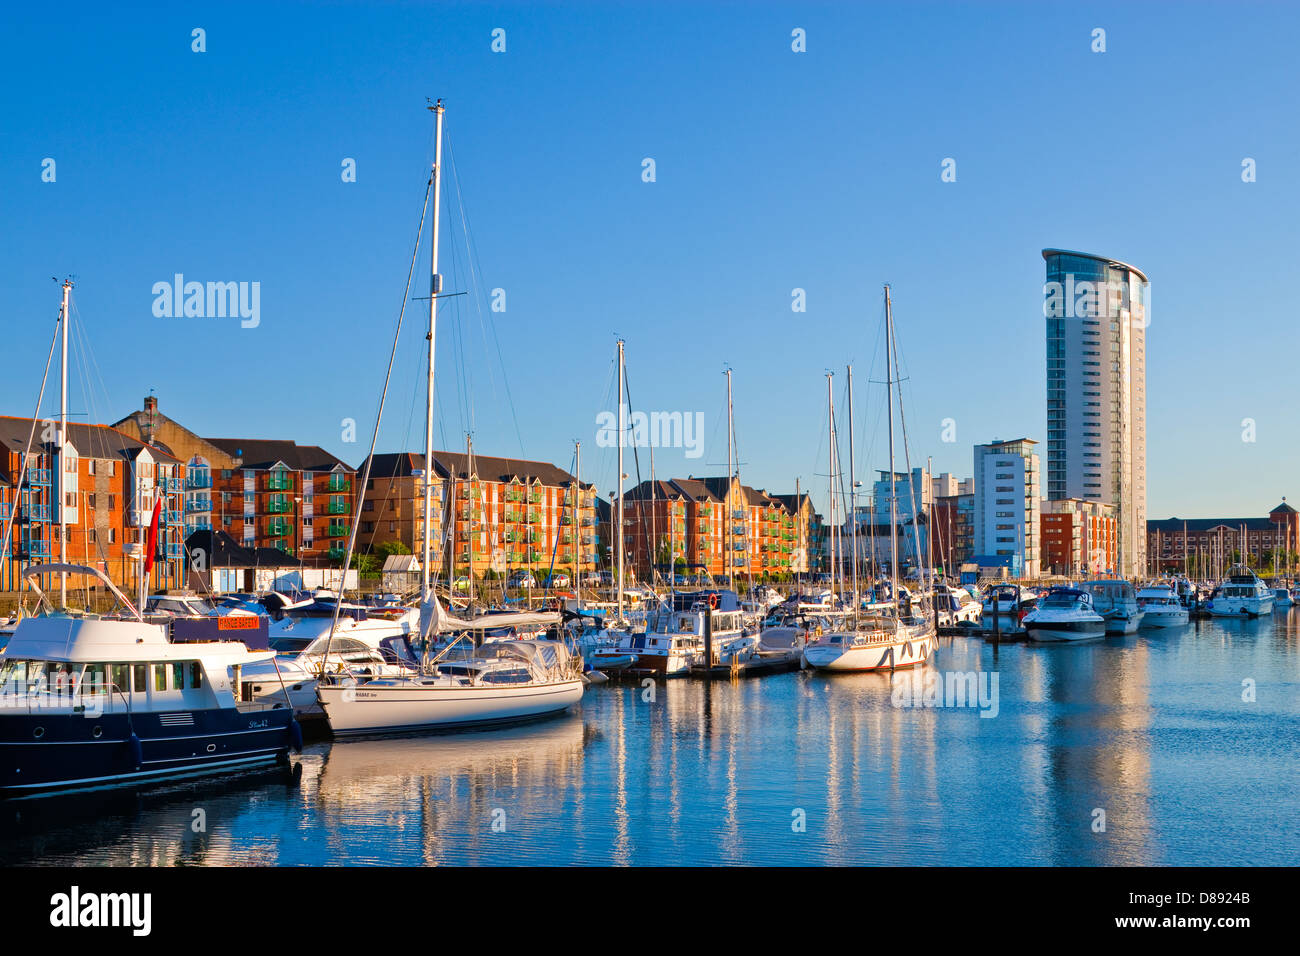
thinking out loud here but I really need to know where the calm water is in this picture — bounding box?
[3,613,1298,866]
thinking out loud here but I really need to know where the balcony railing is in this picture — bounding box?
[328,546,346,560]
[186,498,212,513]
[29,469,51,485]
[526,510,540,523]
[327,476,351,492]
[166,542,184,558]
[328,523,350,537]
[266,500,292,514]
[20,504,50,521]
[166,510,182,524]
[266,474,293,491]
[185,474,212,490]
[267,521,291,537]
[326,502,349,515]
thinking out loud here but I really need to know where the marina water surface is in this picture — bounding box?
[2,613,1296,866]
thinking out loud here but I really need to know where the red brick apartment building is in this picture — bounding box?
[0,416,186,594]
[1040,498,1117,576]
[114,396,356,561]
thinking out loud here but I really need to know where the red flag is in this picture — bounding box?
[144,495,163,575]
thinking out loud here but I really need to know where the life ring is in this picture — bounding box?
[707,592,719,609]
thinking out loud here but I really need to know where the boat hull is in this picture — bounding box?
[1026,620,1106,642]
[317,679,584,736]
[1208,597,1274,618]
[802,635,932,672]
[0,709,292,796]
[1139,609,1189,628]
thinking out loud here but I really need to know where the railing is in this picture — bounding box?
[166,510,182,524]
[29,468,52,485]
[20,504,50,521]
[266,474,293,491]
[267,521,291,537]
[326,502,349,515]
[186,498,212,512]
[527,492,543,504]
[328,546,346,559]
[185,474,212,490]
[561,515,573,525]
[166,542,184,558]
[266,499,292,514]
[327,477,351,492]
[328,523,349,537]
[526,510,540,523]
[166,477,183,492]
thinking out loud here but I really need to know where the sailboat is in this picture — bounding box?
[316,101,583,735]
[803,286,936,672]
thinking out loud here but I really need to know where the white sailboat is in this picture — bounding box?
[317,100,583,735]
[804,286,936,672]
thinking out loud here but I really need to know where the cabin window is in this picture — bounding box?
[132,664,147,693]
[189,662,203,689]
[110,664,129,695]
[154,665,167,692]
[83,664,108,695]
[172,663,185,690]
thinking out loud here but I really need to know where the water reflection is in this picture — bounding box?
[2,613,1297,866]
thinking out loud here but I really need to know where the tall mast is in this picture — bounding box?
[466,433,474,604]
[848,364,858,608]
[616,338,625,620]
[573,441,581,599]
[826,372,837,595]
[726,367,733,587]
[885,286,899,613]
[59,279,70,607]
[421,98,444,599]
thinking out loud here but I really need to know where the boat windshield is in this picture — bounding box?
[1040,592,1083,609]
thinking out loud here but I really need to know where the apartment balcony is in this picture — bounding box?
[328,546,346,560]
[266,474,293,491]
[266,520,292,537]
[326,476,351,492]
[698,506,713,517]
[326,502,350,515]
[698,523,711,534]
[166,510,182,524]
[185,498,212,513]
[165,542,184,558]
[526,510,540,523]
[18,504,50,522]
[731,510,745,520]
[266,500,293,514]
[527,491,543,504]
[580,517,595,527]
[165,477,183,492]
[185,474,212,490]
[0,503,9,520]
[561,515,573,525]
[581,535,595,545]
[328,523,350,537]
[20,538,50,557]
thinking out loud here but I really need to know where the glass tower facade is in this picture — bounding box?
[1043,249,1148,577]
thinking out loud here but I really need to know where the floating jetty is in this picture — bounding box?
[689,649,803,679]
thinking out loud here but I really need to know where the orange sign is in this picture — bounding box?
[217,615,259,630]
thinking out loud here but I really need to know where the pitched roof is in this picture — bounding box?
[622,479,686,502]
[0,416,179,464]
[1269,501,1297,515]
[363,450,590,489]
[667,478,722,503]
[205,438,351,472]
[1146,517,1278,533]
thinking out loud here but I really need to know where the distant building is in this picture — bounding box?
[1146,501,1299,575]
[357,450,598,579]
[1043,248,1148,577]
[931,492,975,569]
[973,438,1040,578]
[620,477,812,581]
[1041,498,1117,576]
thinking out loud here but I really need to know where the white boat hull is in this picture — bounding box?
[1208,596,1274,618]
[802,634,933,671]
[1139,608,1189,628]
[317,679,584,736]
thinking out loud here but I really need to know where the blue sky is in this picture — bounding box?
[3,1,1297,520]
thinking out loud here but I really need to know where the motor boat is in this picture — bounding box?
[1206,565,1275,618]
[981,583,1037,617]
[0,564,298,795]
[1136,584,1190,628]
[600,590,752,676]
[933,583,982,627]
[1022,587,1107,642]
[802,608,934,671]
[1078,579,1144,634]
[1271,586,1293,609]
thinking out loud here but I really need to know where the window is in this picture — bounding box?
[388,522,396,532]
[154,665,167,692]
[189,662,203,689]
[108,528,116,544]
[172,663,184,689]
[132,664,147,692]
[108,494,116,509]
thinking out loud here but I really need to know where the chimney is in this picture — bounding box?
[142,394,158,444]
[144,395,158,415]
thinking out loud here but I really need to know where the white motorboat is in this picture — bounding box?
[602,590,751,676]
[0,564,298,795]
[1271,587,1293,609]
[1078,579,1144,634]
[981,583,1037,616]
[1206,565,1275,618]
[934,583,982,626]
[1136,584,1190,628]
[1022,587,1107,642]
